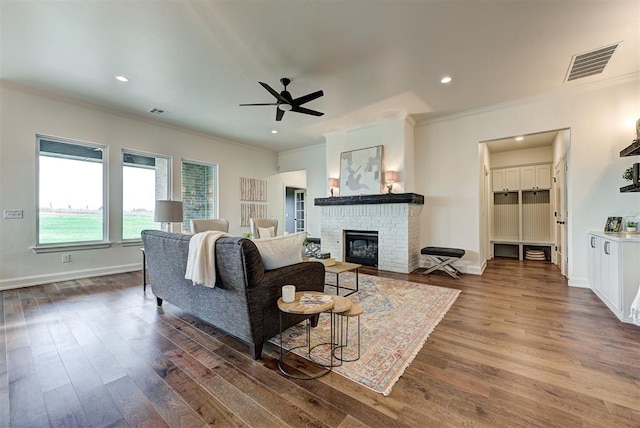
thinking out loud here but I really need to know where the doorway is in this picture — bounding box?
[285,186,306,233]
[481,128,570,279]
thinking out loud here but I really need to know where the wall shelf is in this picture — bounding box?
[620,139,639,192]
[620,182,640,193]
[619,139,640,157]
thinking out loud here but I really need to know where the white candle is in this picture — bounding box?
[282,285,296,303]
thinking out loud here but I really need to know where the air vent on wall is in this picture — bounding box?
[565,43,619,82]
[148,108,168,116]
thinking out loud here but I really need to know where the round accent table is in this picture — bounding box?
[321,295,352,368]
[334,303,363,362]
[277,291,335,379]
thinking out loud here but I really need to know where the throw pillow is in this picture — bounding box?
[252,231,306,270]
[257,226,275,238]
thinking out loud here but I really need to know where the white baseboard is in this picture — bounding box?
[0,263,140,291]
[465,260,486,276]
[568,276,591,288]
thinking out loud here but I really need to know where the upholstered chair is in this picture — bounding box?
[249,218,278,238]
[190,218,230,233]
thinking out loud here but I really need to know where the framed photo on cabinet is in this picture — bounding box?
[604,216,622,232]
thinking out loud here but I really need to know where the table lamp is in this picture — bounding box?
[154,200,183,232]
[328,178,339,196]
[384,171,398,193]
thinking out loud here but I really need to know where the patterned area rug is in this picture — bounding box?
[270,272,460,396]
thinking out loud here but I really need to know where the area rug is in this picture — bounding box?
[270,273,460,396]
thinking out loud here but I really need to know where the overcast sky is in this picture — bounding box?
[40,157,155,211]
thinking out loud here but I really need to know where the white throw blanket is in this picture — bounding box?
[631,284,640,326]
[185,231,230,288]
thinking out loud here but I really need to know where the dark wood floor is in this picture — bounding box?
[2,258,640,427]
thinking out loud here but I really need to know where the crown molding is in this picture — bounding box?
[415,72,640,127]
[0,80,276,155]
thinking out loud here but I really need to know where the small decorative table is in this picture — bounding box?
[324,261,362,296]
[277,291,352,379]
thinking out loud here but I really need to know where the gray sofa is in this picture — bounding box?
[141,230,325,360]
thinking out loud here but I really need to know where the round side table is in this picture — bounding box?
[277,291,335,379]
[333,303,363,362]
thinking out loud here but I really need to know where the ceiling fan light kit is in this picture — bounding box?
[240,77,324,121]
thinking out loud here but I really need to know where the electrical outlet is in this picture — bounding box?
[3,209,23,219]
[62,254,70,263]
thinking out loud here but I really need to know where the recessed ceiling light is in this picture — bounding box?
[271,129,278,134]
[440,76,452,84]
[114,75,129,83]
[515,136,524,141]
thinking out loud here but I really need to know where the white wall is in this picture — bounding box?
[267,169,306,235]
[490,146,553,168]
[325,116,414,195]
[414,76,640,285]
[552,129,571,163]
[278,144,326,238]
[2,77,638,289]
[478,142,491,266]
[0,84,280,289]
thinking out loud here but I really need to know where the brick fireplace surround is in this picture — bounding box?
[315,193,424,274]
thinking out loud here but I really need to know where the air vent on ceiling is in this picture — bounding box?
[565,43,619,82]
[148,108,168,116]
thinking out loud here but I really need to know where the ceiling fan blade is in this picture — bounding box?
[293,90,324,106]
[259,81,289,104]
[239,103,278,106]
[276,107,285,121]
[291,106,324,116]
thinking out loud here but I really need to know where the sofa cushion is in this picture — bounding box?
[252,231,306,270]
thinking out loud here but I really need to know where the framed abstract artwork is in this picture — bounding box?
[339,145,383,196]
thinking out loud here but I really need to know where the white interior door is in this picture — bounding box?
[294,190,306,232]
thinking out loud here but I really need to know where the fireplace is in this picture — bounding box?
[317,193,424,273]
[344,230,378,267]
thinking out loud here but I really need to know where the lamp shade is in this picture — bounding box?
[384,171,399,183]
[154,200,183,223]
[328,178,339,188]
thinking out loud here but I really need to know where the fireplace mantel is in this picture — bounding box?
[315,192,424,206]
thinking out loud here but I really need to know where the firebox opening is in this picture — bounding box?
[344,230,378,267]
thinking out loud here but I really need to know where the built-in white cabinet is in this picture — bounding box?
[492,168,520,192]
[491,163,554,261]
[492,164,551,192]
[588,232,640,323]
[520,164,551,190]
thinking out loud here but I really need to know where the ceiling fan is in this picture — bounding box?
[239,78,324,121]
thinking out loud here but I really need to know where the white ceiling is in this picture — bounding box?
[484,130,560,153]
[1,1,639,152]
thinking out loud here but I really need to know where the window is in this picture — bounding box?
[37,136,106,245]
[181,160,217,232]
[122,150,171,241]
